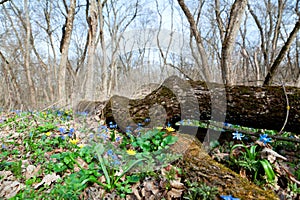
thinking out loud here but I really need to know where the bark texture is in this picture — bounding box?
[58,0,76,106]
[170,133,279,199]
[76,76,300,134]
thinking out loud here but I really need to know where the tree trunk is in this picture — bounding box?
[0,51,22,108]
[76,76,300,134]
[85,0,98,100]
[220,0,248,85]
[98,0,109,98]
[177,0,211,82]
[24,0,36,107]
[263,18,300,86]
[58,0,76,106]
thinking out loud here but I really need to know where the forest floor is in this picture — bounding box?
[0,109,299,200]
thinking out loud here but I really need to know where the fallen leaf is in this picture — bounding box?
[0,180,24,199]
[167,188,184,200]
[169,180,185,189]
[25,164,40,179]
[132,183,142,200]
[34,173,60,189]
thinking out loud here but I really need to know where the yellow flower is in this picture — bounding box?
[156,127,164,130]
[45,132,52,136]
[69,138,79,145]
[78,144,84,148]
[126,149,136,155]
[166,126,175,132]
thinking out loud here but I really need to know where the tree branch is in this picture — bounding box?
[0,0,10,5]
[263,18,300,85]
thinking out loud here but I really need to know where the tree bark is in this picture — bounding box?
[58,0,76,106]
[220,0,248,85]
[98,0,109,98]
[263,18,300,86]
[24,0,36,107]
[0,51,22,108]
[76,76,300,134]
[177,0,211,81]
[85,0,98,100]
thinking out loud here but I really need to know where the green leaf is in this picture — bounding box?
[162,135,178,145]
[51,154,61,159]
[64,156,71,164]
[54,163,67,172]
[260,159,275,181]
[152,139,160,146]
[126,175,140,183]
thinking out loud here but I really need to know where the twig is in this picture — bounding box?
[278,82,290,134]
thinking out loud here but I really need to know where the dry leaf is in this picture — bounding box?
[239,168,247,179]
[144,181,159,194]
[0,180,24,199]
[261,148,287,163]
[34,173,60,189]
[167,188,184,200]
[132,183,142,200]
[25,164,40,179]
[169,180,185,189]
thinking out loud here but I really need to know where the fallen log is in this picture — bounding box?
[170,133,279,199]
[76,76,299,134]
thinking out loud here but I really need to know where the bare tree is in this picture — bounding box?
[218,0,248,85]
[0,51,22,108]
[263,17,300,85]
[84,0,98,100]
[24,0,36,105]
[97,0,109,98]
[0,0,9,5]
[58,0,76,106]
[177,0,211,82]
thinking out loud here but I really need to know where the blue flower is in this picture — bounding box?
[98,125,109,133]
[259,134,272,144]
[1,144,6,149]
[220,195,240,200]
[223,122,232,127]
[112,160,121,165]
[136,123,143,131]
[115,136,121,142]
[14,110,21,115]
[126,126,132,133]
[59,127,66,134]
[77,111,88,116]
[106,149,120,165]
[144,118,151,123]
[69,128,75,134]
[101,133,108,140]
[137,123,143,127]
[59,135,65,140]
[109,122,117,129]
[167,122,171,127]
[232,131,244,140]
[107,149,113,156]
[57,111,62,117]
